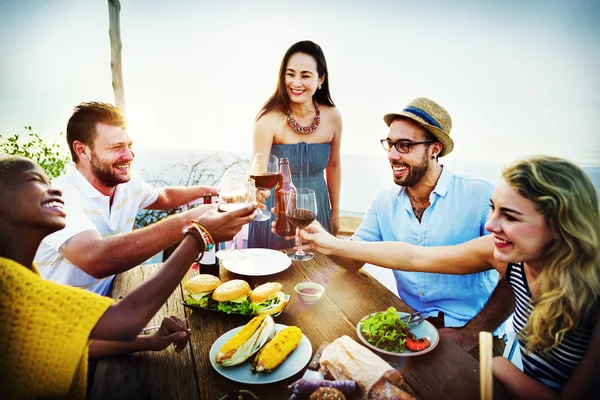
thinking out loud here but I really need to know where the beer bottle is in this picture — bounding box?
[199,193,220,276]
[275,158,296,236]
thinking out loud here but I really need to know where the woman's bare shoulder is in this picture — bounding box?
[254,111,286,141]
[255,111,285,129]
[256,110,286,126]
[320,105,342,131]
[320,104,341,117]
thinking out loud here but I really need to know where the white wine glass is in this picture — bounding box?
[215,170,256,260]
[286,188,317,261]
[248,153,279,222]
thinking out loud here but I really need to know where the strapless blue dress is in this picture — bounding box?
[248,142,333,249]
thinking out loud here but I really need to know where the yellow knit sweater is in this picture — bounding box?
[0,257,113,400]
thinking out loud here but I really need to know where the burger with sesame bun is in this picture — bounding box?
[212,279,253,314]
[249,282,289,315]
[183,274,222,308]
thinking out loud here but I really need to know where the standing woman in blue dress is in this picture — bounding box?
[248,40,342,250]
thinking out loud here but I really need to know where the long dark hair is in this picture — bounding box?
[256,40,335,121]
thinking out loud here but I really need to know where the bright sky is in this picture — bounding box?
[1,0,599,165]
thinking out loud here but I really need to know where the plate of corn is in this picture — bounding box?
[209,317,312,384]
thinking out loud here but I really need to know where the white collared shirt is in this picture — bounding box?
[34,164,158,295]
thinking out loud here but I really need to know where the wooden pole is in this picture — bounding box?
[108,0,126,113]
[479,331,494,400]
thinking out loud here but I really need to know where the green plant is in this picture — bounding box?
[0,126,70,179]
[135,154,249,260]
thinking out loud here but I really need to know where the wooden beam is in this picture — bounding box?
[108,0,126,113]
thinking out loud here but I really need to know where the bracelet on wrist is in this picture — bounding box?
[182,224,207,251]
[190,220,215,251]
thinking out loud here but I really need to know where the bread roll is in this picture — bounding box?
[212,279,251,301]
[249,282,282,303]
[184,274,221,293]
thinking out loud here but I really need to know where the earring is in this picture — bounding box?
[431,155,435,159]
[318,85,322,90]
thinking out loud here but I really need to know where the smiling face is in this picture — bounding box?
[386,119,437,187]
[485,179,556,269]
[284,52,325,104]
[79,122,135,190]
[0,158,65,233]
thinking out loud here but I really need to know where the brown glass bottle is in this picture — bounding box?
[200,193,219,276]
[275,158,297,237]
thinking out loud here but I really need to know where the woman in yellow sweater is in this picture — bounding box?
[0,155,256,400]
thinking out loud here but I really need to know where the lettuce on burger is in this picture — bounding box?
[212,279,253,314]
[249,282,289,315]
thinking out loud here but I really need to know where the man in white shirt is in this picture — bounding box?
[34,102,228,295]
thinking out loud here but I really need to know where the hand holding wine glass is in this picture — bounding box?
[286,188,317,261]
[297,221,340,256]
[248,153,279,221]
[215,170,256,259]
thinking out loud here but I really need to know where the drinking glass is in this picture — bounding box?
[248,153,279,221]
[215,170,256,260]
[286,188,317,261]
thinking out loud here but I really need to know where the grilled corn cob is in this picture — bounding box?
[252,326,302,372]
[216,315,276,366]
[217,315,265,362]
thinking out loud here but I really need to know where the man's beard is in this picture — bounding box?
[90,151,130,188]
[393,152,430,187]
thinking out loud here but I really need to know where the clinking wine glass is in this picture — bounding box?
[248,153,279,222]
[286,188,317,261]
[215,170,256,260]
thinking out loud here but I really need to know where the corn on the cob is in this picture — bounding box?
[216,315,266,363]
[252,326,302,372]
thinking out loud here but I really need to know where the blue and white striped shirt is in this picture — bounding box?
[507,262,593,390]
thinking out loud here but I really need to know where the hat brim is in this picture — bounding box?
[383,112,454,157]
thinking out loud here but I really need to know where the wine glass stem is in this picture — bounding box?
[295,230,305,255]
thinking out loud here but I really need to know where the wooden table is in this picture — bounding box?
[91,251,512,400]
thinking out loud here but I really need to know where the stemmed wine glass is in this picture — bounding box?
[248,153,279,221]
[286,188,317,261]
[215,170,256,260]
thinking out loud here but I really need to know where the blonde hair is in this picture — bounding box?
[503,155,600,353]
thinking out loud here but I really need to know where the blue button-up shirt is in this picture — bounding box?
[354,167,505,336]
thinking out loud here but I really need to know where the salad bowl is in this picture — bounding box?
[356,309,440,357]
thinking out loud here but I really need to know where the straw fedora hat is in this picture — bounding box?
[383,97,454,157]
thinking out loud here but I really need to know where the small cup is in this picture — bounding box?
[294,282,325,305]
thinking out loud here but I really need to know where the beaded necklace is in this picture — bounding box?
[286,101,320,135]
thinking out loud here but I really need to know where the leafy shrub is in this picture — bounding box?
[0,126,69,179]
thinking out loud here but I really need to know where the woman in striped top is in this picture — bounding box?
[301,155,599,399]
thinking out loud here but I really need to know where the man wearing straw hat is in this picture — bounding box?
[332,97,513,356]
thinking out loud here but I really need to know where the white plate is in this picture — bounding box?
[356,311,440,357]
[221,249,292,276]
[209,323,312,384]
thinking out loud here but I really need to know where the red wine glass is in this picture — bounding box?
[286,188,317,261]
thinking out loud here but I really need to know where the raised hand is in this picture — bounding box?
[196,203,256,243]
[255,189,271,210]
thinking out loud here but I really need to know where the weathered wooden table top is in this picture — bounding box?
[91,251,512,400]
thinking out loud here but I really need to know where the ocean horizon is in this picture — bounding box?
[133,147,600,215]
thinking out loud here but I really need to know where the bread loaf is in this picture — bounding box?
[319,336,414,400]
